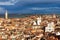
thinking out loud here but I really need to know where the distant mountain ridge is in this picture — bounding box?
[0,13,60,18]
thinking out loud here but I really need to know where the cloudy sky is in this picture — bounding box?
[0,0,60,14]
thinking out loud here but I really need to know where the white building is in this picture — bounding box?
[37,16,41,25]
[56,32,60,35]
[33,16,42,25]
[33,21,37,25]
[45,22,55,32]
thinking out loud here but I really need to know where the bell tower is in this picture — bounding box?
[5,10,8,19]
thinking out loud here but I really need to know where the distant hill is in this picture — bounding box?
[0,13,60,18]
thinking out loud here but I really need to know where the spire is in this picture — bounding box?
[5,10,8,19]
